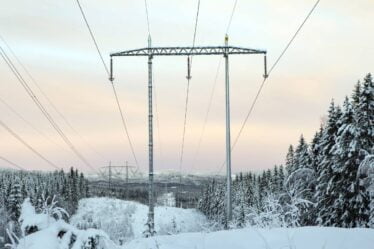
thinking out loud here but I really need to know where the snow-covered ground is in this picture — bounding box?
[122,227,374,249]
[70,197,209,244]
[14,197,374,249]
[70,198,374,249]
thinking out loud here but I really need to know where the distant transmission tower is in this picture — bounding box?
[101,161,135,197]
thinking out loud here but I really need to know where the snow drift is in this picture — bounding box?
[122,226,374,249]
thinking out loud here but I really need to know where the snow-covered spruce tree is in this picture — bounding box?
[278,165,286,194]
[351,73,373,226]
[67,167,79,215]
[357,155,374,228]
[198,179,226,227]
[272,165,280,194]
[244,173,258,210]
[79,172,86,199]
[310,127,323,173]
[285,145,296,176]
[285,166,316,226]
[314,101,342,226]
[331,97,366,227]
[294,135,310,170]
[355,74,374,153]
[232,175,250,227]
[288,135,316,225]
[257,173,264,209]
[8,179,23,223]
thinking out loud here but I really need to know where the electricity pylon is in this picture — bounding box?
[110,35,268,233]
[101,161,135,198]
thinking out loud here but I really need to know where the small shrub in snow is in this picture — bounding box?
[246,189,313,229]
[248,193,285,228]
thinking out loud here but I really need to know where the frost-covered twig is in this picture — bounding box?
[5,229,19,249]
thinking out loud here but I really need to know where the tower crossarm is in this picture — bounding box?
[111,46,266,57]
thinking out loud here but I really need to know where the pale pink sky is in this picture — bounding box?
[0,0,373,174]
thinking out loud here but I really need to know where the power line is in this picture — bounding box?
[191,58,222,170]
[268,0,321,76]
[191,0,201,53]
[110,83,140,168]
[225,0,238,34]
[142,0,163,165]
[179,0,201,175]
[144,0,151,36]
[0,34,106,161]
[0,119,60,170]
[75,0,109,75]
[0,156,26,171]
[218,0,321,173]
[0,96,71,154]
[0,45,97,173]
[191,0,237,170]
[74,0,140,169]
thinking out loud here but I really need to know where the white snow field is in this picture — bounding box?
[122,227,374,249]
[70,197,209,244]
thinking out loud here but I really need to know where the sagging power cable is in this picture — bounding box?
[179,0,201,175]
[75,0,140,169]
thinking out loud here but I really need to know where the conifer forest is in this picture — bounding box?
[198,74,373,229]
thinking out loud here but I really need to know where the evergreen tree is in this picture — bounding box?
[285,145,295,176]
[310,127,323,173]
[68,167,79,214]
[197,73,373,229]
[355,73,374,154]
[315,100,342,226]
[8,180,23,222]
[352,74,373,225]
[294,135,310,170]
[266,169,272,191]
[351,81,361,107]
[332,97,370,227]
[278,165,285,193]
[272,165,279,193]
[79,172,85,199]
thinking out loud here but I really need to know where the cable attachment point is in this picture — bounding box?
[109,57,114,82]
[186,56,192,80]
[263,53,268,79]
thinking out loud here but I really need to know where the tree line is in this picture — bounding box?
[198,73,373,229]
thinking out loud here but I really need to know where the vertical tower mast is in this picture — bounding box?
[147,35,155,236]
[224,35,232,224]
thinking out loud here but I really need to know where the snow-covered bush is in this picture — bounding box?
[0,207,9,246]
[15,220,117,249]
[247,192,285,228]
[6,198,117,249]
[247,188,313,229]
[283,188,313,227]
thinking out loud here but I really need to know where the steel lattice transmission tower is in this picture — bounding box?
[100,161,136,198]
[110,35,267,233]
